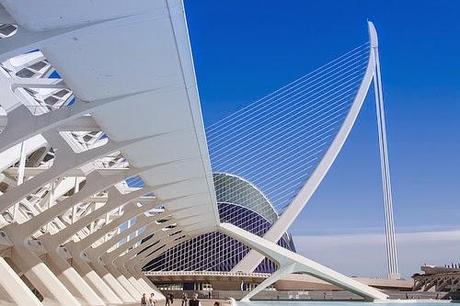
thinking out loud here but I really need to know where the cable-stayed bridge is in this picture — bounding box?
[149,22,399,282]
[211,24,400,280]
[0,0,394,304]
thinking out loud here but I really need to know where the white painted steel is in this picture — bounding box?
[220,222,388,301]
[232,21,385,274]
[369,22,400,280]
[0,0,217,304]
[0,0,219,232]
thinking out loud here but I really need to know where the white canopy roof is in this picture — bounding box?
[1,0,220,233]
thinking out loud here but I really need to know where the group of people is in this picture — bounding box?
[180,293,200,306]
[141,292,158,306]
[142,292,221,306]
[181,293,219,306]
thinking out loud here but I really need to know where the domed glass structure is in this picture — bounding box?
[145,173,295,273]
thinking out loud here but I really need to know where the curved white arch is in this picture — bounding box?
[233,21,379,273]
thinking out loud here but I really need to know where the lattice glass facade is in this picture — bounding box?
[144,173,295,273]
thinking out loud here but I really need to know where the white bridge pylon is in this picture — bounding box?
[220,222,389,301]
[233,21,400,281]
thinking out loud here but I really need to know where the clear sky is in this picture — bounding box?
[184,0,460,278]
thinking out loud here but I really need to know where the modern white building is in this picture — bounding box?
[145,173,296,273]
[0,0,393,305]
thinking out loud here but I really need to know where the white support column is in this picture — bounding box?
[0,131,155,214]
[105,263,143,299]
[219,223,388,301]
[36,189,156,305]
[9,244,81,306]
[131,236,193,298]
[8,165,158,239]
[71,255,123,305]
[368,21,400,280]
[89,261,137,303]
[123,263,153,296]
[138,275,163,298]
[66,205,165,303]
[45,180,54,233]
[122,237,187,297]
[11,140,26,222]
[91,219,173,300]
[124,253,162,296]
[242,263,297,301]
[126,262,163,299]
[71,178,79,224]
[0,257,43,306]
[118,265,152,297]
[115,229,171,268]
[44,247,105,306]
[68,199,160,255]
[0,170,159,306]
[86,214,169,263]
[100,223,174,299]
[46,186,156,247]
[99,219,174,264]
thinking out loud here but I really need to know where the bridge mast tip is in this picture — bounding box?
[367,21,379,48]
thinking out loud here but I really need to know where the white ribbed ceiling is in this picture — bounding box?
[1,0,220,233]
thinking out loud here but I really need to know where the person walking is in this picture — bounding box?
[165,294,171,306]
[141,293,148,306]
[181,293,188,306]
[188,293,201,306]
[149,292,157,305]
[165,293,174,306]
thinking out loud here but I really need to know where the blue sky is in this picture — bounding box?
[184,0,460,277]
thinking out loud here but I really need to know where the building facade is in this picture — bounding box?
[146,173,295,273]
